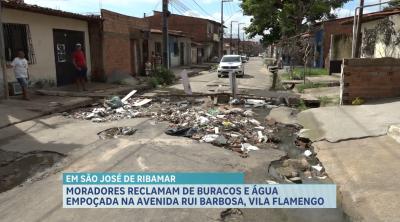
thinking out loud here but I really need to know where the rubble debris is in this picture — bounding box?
[312,164,324,172]
[201,134,220,143]
[241,143,259,153]
[304,150,313,157]
[98,127,137,139]
[66,97,283,157]
[104,96,124,109]
[133,99,152,107]
[121,90,137,103]
[246,99,266,107]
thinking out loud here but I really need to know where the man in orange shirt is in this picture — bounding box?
[72,43,87,91]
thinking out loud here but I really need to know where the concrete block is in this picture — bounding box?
[388,125,400,144]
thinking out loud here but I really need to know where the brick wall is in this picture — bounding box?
[147,12,212,43]
[101,9,149,76]
[341,58,400,104]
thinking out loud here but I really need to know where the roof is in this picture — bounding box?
[150,28,189,38]
[153,11,223,26]
[1,0,100,21]
[340,8,400,25]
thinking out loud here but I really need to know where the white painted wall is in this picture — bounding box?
[148,34,191,67]
[3,8,91,85]
[361,14,400,58]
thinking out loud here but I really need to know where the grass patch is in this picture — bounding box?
[297,100,309,111]
[296,82,329,93]
[283,67,328,80]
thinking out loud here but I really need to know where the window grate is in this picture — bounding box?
[3,23,36,64]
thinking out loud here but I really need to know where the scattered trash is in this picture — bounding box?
[121,90,137,103]
[249,119,261,126]
[266,180,279,184]
[312,164,324,172]
[304,150,313,157]
[246,99,266,107]
[104,96,124,109]
[98,127,137,139]
[133,99,152,107]
[66,97,284,157]
[241,143,259,153]
[243,110,255,117]
[201,134,220,143]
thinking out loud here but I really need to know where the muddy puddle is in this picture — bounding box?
[0,149,64,193]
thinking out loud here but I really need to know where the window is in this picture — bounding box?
[173,42,179,56]
[155,42,162,55]
[3,23,36,64]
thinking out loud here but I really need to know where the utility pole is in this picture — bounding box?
[220,0,233,58]
[238,23,244,55]
[353,0,364,58]
[0,1,8,99]
[230,21,237,54]
[162,0,170,69]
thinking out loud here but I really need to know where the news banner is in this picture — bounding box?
[63,173,336,208]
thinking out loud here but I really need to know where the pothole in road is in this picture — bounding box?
[267,125,330,184]
[0,150,65,193]
[98,127,138,139]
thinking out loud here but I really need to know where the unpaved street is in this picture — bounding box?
[0,58,347,222]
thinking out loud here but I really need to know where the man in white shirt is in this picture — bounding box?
[7,50,29,100]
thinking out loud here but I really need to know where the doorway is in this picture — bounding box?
[53,29,85,86]
[180,42,185,65]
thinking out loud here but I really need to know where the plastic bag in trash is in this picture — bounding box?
[104,96,124,109]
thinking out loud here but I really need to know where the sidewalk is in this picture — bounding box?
[296,99,400,222]
[0,82,144,129]
[0,94,93,129]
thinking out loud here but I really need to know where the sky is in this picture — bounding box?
[24,0,388,40]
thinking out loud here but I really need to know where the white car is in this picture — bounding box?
[217,55,245,78]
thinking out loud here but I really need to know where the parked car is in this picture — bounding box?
[241,56,247,63]
[217,55,244,78]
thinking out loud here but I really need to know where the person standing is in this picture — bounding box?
[72,43,87,91]
[7,50,29,100]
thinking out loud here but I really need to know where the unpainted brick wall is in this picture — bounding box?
[101,9,149,77]
[341,58,400,104]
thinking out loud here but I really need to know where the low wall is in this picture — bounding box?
[341,58,400,104]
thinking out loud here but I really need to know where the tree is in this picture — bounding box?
[386,0,400,8]
[241,0,350,44]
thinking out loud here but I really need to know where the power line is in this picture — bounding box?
[190,0,218,20]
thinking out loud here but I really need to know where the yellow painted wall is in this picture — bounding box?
[3,8,91,85]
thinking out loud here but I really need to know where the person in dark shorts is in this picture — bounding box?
[72,43,87,91]
[7,50,30,100]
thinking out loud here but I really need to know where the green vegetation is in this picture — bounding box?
[282,67,328,80]
[296,82,329,93]
[147,67,176,88]
[241,0,350,44]
[297,100,308,111]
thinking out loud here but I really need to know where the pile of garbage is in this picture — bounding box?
[65,94,283,157]
[158,103,281,157]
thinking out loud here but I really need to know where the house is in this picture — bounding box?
[147,28,192,67]
[0,0,100,87]
[146,11,222,63]
[96,10,192,81]
[327,8,400,73]
[97,9,150,80]
[223,38,239,55]
[341,8,400,59]
[312,17,353,73]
